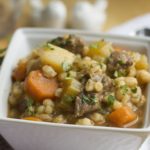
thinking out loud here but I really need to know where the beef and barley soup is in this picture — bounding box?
[8,35,150,128]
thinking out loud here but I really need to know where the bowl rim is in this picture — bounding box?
[1,27,150,133]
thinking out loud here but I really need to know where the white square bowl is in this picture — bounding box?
[0,28,150,150]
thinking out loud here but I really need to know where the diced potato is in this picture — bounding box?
[86,41,113,58]
[58,78,81,111]
[40,44,75,72]
[136,70,150,84]
[135,55,149,70]
[63,78,81,96]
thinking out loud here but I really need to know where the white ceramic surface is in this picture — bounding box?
[0,28,150,150]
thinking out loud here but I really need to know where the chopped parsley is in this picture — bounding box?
[25,98,34,115]
[114,70,126,78]
[90,43,98,49]
[44,43,54,50]
[120,85,128,95]
[62,61,71,71]
[107,94,115,106]
[131,87,137,93]
[81,94,97,105]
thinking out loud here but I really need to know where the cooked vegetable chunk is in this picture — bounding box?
[108,106,137,127]
[75,93,100,117]
[8,35,149,128]
[50,35,85,55]
[22,117,42,121]
[12,59,27,81]
[135,55,149,70]
[107,51,133,78]
[40,44,75,73]
[136,70,150,84]
[86,40,114,58]
[59,78,82,112]
[24,70,58,101]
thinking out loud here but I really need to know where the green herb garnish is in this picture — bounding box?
[44,43,55,50]
[62,61,71,71]
[81,94,97,105]
[90,43,98,49]
[25,98,34,115]
[120,85,128,95]
[107,94,115,106]
[114,70,126,78]
[131,87,137,93]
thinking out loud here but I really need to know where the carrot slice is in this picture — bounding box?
[24,70,58,101]
[22,117,42,121]
[108,106,137,127]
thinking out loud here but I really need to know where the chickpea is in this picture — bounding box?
[113,100,122,110]
[128,66,136,77]
[43,99,54,107]
[8,95,17,106]
[36,114,52,122]
[125,102,133,110]
[68,71,77,78]
[136,70,150,84]
[44,105,53,114]
[37,105,45,114]
[115,77,125,87]
[122,95,130,104]
[85,79,94,92]
[125,77,138,87]
[90,113,105,123]
[12,83,23,96]
[137,95,146,107]
[100,63,107,72]
[90,65,102,75]
[42,65,57,78]
[55,88,63,97]
[53,115,66,123]
[115,89,125,101]
[76,118,93,126]
[84,56,91,61]
[94,82,103,92]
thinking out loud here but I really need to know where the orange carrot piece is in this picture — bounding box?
[12,60,27,81]
[108,106,137,127]
[24,70,58,102]
[22,117,42,121]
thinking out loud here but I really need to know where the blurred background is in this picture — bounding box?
[0,0,150,61]
[0,0,150,35]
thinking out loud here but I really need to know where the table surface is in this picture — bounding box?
[13,0,150,32]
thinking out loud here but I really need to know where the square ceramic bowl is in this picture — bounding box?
[0,28,150,150]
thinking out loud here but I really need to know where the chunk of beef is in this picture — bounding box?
[107,51,133,78]
[50,34,85,55]
[101,74,114,91]
[75,93,100,117]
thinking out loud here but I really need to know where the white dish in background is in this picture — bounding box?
[0,28,150,150]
